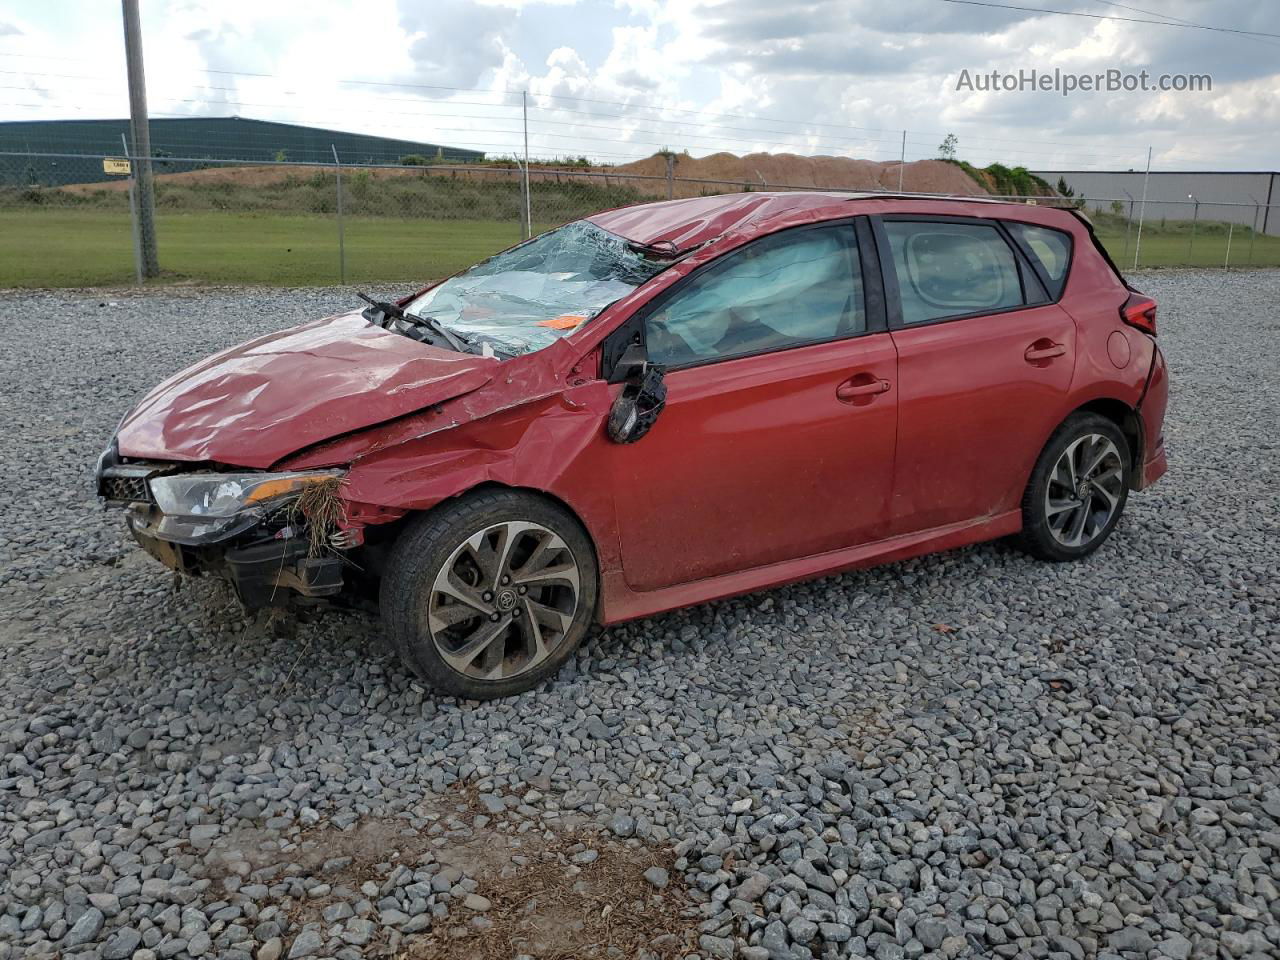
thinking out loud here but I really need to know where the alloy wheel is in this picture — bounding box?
[427,521,581,682]
[1044,433,1125,548]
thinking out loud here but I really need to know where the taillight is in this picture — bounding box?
[1121,293,1157,336]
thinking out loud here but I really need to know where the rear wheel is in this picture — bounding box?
[1015,413,1130,562]
[380,491,597,699]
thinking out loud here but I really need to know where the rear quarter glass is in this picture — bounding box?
[1006,222,1073,299]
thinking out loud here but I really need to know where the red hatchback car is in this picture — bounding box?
[97,192,1168,698]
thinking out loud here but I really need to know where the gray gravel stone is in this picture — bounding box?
[64,907,104,947]
[643,866,670,889]
[0,276,1278,960]
[736,872,771,902]
[101,928,143,959]
[286,927,322,959]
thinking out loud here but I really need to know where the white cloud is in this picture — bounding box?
[0,0,1275,168]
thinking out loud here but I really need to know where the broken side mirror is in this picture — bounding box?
[607,343,666,444]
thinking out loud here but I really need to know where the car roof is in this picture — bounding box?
[587,190,1055,252]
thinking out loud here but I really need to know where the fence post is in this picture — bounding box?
[1133,147,1151,270]
[1224,221,1233,270]
[121,133,142,284]
[1121,194,1134,266]
[665,152,674,200]
[1187,197,1199,265]
[1248,201,1260,265]
[522,91,532,239]
[898,130,906,191]
[332,144,346,285]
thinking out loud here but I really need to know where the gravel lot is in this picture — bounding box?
[1,271,1278,960]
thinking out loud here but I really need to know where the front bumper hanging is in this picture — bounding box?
[129,517,344,607]
[98,438,348,609]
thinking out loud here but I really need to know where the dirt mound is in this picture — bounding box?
[60,151,989,200]
[615,151,985,196]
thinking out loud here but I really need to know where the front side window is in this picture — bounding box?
[884,221,1025,325]
[645,226,864,367]
[404,221,669,356]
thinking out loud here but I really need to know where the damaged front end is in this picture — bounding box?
[96,440,350,608]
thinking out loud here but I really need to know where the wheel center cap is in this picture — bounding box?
[495,589,517,612]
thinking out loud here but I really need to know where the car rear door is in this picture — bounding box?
[604,219,898,592]
[873,214,1077,535]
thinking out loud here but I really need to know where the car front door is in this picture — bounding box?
[605,220,898,592]
[874,215,1077,534]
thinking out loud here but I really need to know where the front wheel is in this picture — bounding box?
[380,491,598,699]
[1015,413,1131,562]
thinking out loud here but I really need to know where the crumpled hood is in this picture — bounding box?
[116,311,496,469]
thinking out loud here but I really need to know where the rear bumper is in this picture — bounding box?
[1134,343,1169,491]
[1140,439,1168,489]
[129,517,343,608]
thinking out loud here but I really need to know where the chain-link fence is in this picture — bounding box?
[3,149,1279,287]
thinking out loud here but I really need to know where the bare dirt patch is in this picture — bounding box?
[406,828,694,960]
[195,786,698,959]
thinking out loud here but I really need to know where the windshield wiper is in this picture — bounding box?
[357,292,471,354]
[403,311,470,354]
[357,291,406,325]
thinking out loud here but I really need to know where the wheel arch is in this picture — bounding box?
[458,481,603,569]
[362,480,603,579]
[1068,397,1145,488]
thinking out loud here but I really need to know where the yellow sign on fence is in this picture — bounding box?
[103,157,131,175]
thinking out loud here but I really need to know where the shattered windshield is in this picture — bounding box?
[404,221,669,356]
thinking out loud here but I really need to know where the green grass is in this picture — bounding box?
[3,206,1279,289]
[1094,224,1280,269]
[0,209,529,287]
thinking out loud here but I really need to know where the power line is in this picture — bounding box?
[1,62,1198,157]
[0,92,1148,165]
[1090,0,1280,48]
[0,79,1222,166]
[0,59,1258,168]
[934,0,1280,38]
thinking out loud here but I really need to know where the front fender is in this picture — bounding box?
[332,380,627,579]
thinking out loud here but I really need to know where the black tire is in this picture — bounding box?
[380,490,598,699]
[1015,413,1131,563]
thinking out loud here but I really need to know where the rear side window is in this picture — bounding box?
[883,221,1024,325]
[1007,222,1072,299]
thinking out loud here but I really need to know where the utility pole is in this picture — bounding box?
[121,0,159,278]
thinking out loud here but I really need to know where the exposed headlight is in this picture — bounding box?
[141,471,345,545]
[149,471,344,518]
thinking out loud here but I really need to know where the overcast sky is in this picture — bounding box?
[1,0,1277,171]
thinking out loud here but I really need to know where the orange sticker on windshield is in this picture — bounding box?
[538,314,587,330]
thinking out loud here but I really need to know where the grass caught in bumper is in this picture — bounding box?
[128,512,345,608]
